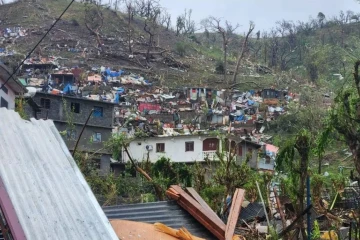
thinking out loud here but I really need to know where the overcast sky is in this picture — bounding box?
[159,0,360,33]
[3,0,360,33]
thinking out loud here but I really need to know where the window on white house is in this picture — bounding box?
[71,102,80,113]
[0,97,8,109]
[185,141,194,152]
[156,143,165,152]
[93,132,102,142]
[40,98,51,109]
[2,85,8,94]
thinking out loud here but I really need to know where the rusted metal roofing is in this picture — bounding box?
[103,201,217,239]
[0,108,118,240]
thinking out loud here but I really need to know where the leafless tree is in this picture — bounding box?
[84,1,104,54]
[232,22,255,83]
[206,16,239,83]
[160,10,171,31]
[135,0,159,18]
[144,8,160,62]
[176,15,185,36]
[125,0,135,53]
[182,9,196,35]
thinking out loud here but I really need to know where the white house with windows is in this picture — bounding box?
[0,63,25,109]
[124,134,263,167]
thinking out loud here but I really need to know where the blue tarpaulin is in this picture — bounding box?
[248,100,255,106]
[235,115,244,121]
[117,87,125,94]
[63,83,72,94]
[105,68,124,77]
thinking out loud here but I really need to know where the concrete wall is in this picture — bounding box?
[126,135,210,163]
[0,78,16,109]
[27,92,114,128]
[237,143,259,169]
[54,122,113,153]
[24,92,115,154]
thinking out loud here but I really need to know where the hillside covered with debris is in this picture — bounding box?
[0,0,271,89]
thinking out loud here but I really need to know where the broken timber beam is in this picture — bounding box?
[186,187,224,225]
[278,204,312,238]
[225,189,245,240]
[274,188,287,232]
[167,185,226,240]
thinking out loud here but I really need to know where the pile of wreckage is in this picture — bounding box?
[0,108,269,240]
[2,102,355,240]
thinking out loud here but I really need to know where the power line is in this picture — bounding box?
[0,0,75,91]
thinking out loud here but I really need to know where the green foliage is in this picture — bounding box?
[312,220,321,240]
[151,157,193,188]
[268,101,328,136]
[276,129,312,213]
[105,133,128,160]
[15,97,27,119]
[330,174,346,193]
[200,185,226,213]
[215,60,225,74]
[175,41,187,57]
[266,226,279,240]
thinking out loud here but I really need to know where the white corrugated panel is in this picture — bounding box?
[0,108,118,240]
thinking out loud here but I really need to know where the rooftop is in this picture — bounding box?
[103,201,216,239]
[0,108,118,240]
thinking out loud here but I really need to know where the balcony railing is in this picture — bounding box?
[202,151,218,161]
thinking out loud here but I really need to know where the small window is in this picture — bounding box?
[93,106,103,117]
[71,102,80,113]
[0,97,8,109]
[66,129,77,140]
[156,143,165,152]
[40,98,51,109]
[2,85,8,94]
[185,141,194,152]
[93,132,102,142]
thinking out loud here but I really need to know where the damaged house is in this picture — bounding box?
[24,92,116,175]
[0,63,26,109]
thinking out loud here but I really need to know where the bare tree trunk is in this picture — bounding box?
[232,23,255,84]
[223,37,227,83]
[124,147,165,201]
[127,3,133,53]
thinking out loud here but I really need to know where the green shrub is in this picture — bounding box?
[175,42,187,57]
[215,60,225,74]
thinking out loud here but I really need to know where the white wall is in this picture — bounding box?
[0,78,16,110]
[126,135,206,163]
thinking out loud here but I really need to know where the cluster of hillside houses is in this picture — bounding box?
[0,57,306,177]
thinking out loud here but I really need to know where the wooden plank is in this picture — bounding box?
[165,190,180,200]
[225,189,245,240]
[186,187,224,226]
[170,185,226,240]
[172,186,226,230]
[177,200,225,240]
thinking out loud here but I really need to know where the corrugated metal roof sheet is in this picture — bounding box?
[0,108,118,240]
[103,201,217,240]
[238,202,265,222]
